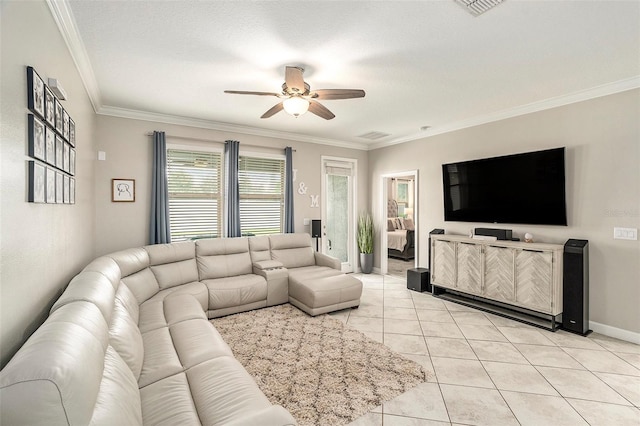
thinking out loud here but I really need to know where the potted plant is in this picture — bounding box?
[357,212,375,274]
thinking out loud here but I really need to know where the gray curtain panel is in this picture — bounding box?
[225,140,241,237]
[150,131,171,244]
[284,146,294,233]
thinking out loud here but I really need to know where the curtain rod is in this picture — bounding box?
[145,132,296,152]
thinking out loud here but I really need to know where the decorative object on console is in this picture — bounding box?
[357,212,374,273]
[112,178,135,202]
[524,232,534,243]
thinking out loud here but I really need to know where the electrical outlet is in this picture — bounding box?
[614,227,638,240]
[303,218,310,226]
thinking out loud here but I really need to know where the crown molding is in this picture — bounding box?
[370,76,640,150]
[97,105,370,151]
[46,0,102,112]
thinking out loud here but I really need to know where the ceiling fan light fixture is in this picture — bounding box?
[283,96,310,117]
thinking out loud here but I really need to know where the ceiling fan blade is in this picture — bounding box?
[260,102,284,119]
[308,100,335,120]
[310,89,366,100]
[224,90,280,96]
[285,66,305,94]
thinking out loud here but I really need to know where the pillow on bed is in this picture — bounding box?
[393,217,405,230]
[403,218,415,231]
[387,219,395,231]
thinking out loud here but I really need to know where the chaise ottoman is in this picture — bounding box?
[287,267,363,316]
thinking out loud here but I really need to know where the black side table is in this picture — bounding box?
[407,267,430,292]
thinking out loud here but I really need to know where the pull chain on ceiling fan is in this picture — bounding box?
[224,66,365,120]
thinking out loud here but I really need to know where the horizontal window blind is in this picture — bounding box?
[167,149,222,241]
[238,155,285,236]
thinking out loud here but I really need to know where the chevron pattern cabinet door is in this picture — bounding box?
[484,245,515,302]
[432,240,456,288]
[515,250,553,313]
[456,243,482,294]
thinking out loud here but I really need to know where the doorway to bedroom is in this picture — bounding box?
[380,171,419,278]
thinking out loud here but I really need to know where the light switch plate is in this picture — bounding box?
[303,218,310,226]
[614,227,638,240]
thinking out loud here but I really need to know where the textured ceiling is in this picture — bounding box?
[64,0,640,149]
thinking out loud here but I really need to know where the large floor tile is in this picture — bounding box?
[567,398,640,426]
[384,307,419,321]
[412,296,448,311]
[594,372,640,406]
[543,330,606,350]
[361,331,384,344]
[385,298,416,309]
[537,366,632,405]
[515,344,585,369]
[562,347,640,376]
[482,361,558,395]
[449,311,493,325]
[416,309,454,323]
[442,301,476,312]
[468,341,529,364]
[384,334,429,355]
[498,327,556,346]
[384,289,413,300]
[431,357,494,388]
[349,304,384,318]
[383,415,451,425]
[402,354,437,383]
[385,319,423,336]
[591,334,640,354]
[346,316,384,333]
[500,391,587,426]
[347,412,383,426]
[440,384,518,426]
[420,322,464,339]
[382,382,449,422]
[426,337,477,360]
[484,313,532,329]
[617,352,640,370]
[457,324,508,342]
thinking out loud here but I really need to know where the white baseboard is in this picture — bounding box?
[590,321,640,345]
[372,267,382,274]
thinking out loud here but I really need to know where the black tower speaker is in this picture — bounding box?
[563,239,591,336]
[311,220,321,238]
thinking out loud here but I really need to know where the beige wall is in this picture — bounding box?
[0,1,98,367]
[94,115,369,256]
[369,89,640,335]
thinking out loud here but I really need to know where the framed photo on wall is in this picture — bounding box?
[63,142,70,173]
[69,117,76,147]
[69,147,76,176]
[45,126,56,166]
[27,67,45,119]
[55,171,63,204]
[46,166,56,204]
[63,175,70,204]
[62,109,70,141]
[28,161,46,203]
[44,85,56,127]
[28,114,46,162]
[55,135,64,170]
[54,98,63,135]
[112,178,135,202]
[70,178,76,204]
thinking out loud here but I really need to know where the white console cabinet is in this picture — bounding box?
[430,234,564,321]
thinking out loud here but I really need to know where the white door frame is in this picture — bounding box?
[321,156,358,273]
[380,170,419,275]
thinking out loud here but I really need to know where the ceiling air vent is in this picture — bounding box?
[358,131,391,141]
[454,0,505,16]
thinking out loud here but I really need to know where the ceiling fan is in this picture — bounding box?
[224,66,365,120]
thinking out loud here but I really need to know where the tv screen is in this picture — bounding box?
[442,147,567,226]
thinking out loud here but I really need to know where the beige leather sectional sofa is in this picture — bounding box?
[0,233,362,425]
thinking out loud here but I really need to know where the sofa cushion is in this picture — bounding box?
[138,282,208,333]
[109,303,144,380]
[115,281,140,325]
[51,271,116,325]
[249,235,271,262]
[0,302,108,426]
[140,372,201,426]
[203,274,267,310]
[146,242,199,290]
[83,256,122,289]
[269,233,315,268]
[122,267,161,305]
[196,238,253,279]
[138,326,184,388]
[89,345,143,425]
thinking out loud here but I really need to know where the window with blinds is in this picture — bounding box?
[167,149,222,241]
[238,155,285,236]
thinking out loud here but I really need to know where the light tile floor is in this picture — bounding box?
[328,274,640,426]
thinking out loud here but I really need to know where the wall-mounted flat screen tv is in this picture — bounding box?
[442,147,567,226]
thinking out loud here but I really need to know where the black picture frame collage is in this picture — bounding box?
[27,66,76,204]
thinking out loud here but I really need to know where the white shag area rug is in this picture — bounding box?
[212,304,430,426]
